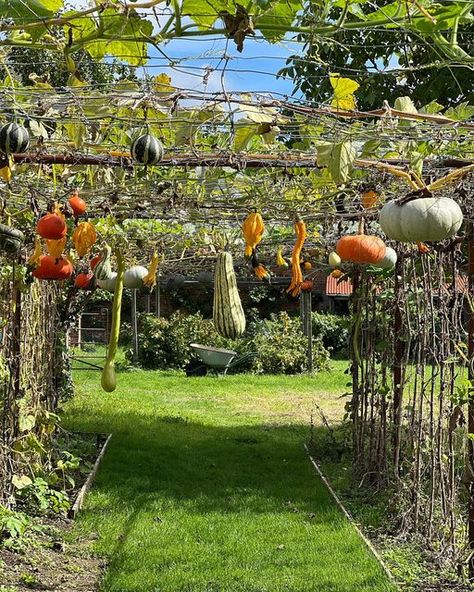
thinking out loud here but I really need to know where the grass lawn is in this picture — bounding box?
[62,363,395,592]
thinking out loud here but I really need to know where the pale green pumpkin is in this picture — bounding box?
[379,197,463,242]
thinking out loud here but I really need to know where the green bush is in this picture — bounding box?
[311,312,349,357]
[128,311,330,374]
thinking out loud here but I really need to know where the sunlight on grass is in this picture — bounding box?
[62,365,394,592]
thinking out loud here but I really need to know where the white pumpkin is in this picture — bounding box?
[97,272,117,292]
[123,266,148,289]
[328,251,342,267]
[376,246,397,269]
[379,197,463,242]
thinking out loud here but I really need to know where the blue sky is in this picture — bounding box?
[146,36,302,96]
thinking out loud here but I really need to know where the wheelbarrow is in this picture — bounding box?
[188,343,257,376]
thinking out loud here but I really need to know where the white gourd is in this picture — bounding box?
[124,266,148,289]
[213,252,246,339]
[97,272,117,292]
[379,197,463,242]
[376,247,397,269]
[328,251,341,267]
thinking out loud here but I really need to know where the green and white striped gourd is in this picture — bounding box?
[0,123,30,154]
[213,251,246,339]
[130,134,164,165]
[94,244,114,281]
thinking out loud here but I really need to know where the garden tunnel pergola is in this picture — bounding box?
[1,64,474,581]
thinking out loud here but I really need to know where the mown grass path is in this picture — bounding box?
[63,368,395,592]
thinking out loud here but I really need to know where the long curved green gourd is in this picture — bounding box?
[101,251,125,392]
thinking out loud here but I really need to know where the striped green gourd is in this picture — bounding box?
[94,244,114,281]
[130,134,164,165]
[0,123,30,154]
[213,251,246,339]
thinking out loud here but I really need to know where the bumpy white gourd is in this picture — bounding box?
[124,266,148,289]
[379,197,463,242]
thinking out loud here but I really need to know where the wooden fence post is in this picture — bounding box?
[467,224,474,579]
[131,289,139,364]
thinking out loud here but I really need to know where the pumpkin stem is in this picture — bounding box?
[358,216,365,235]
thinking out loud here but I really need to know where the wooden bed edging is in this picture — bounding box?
[303,443,398,588]
[68,434,112,519]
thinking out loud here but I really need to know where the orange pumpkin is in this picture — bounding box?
[74,272,94,289]
[90,255,101,270]
[37,213,67,240]
[331,269,343,278]
[361,189,379,209]
[68,190,87,216]
[336,235,386,264]
[33,255,73,280]
[301,279,314,292]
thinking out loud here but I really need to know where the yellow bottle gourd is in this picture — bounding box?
[101,251,125,393]
[287,216,307,297]
[276,247,288,268]
[242,212,264,258]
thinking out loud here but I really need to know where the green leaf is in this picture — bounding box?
[256,0,302,42]
[18,413,36,433]
[83,9,154,66]
[420,100,444,114]
[0,0,63,20]
[445,102,474,121]
[182,0,232,27]
[234,118,258,150]
[329,141,356,184]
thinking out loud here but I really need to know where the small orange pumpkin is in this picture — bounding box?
[37,213,67,240]
[331,269,343,278]
[74,272,94,289]
[68,190,87,216]
[336,235,386,265]
[301,279,314,292]
[361,189,379,209]
[33,255,73,280]
[417,242,430,254]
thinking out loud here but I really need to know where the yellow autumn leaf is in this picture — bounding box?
[153,73,174,95]
[0,166,11,182]
[330,73,360,111]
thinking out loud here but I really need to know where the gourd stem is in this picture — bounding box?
[358,217,365,235]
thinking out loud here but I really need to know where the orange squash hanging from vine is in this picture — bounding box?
[242,212,264,258]
[287,216,307,298]
[72,222,97,257]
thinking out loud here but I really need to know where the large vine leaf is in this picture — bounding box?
[317,141,357,184]
[182,0,233,28]
[0,0,63,20]
[330,74,360,111]
[80,9,154,66]
[256,0,302,41]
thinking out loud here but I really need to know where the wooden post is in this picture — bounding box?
[155,273,161,317]
[301,290,313,372]
[131,289,139,364]
[392,254,405,480]
[467,225,474,579]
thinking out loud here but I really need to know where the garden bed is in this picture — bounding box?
[0,432,110,592]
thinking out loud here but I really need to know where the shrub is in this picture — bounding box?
[128,311,330,374]
[311,312,349,357]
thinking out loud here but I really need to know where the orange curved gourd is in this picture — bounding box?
[336,235,386,265]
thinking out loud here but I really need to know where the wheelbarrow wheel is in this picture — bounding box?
[185,359,207,377]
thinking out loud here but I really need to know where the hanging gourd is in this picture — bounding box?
[331,269,343,279]
[97,273,117,292]
[101,251,125,392]
[213,251,246,339]
[72,222,96,257]
[0,122,30,154]
[375,246,397,269]
[276,247,288,268]
[37,212,67,240]
[33,255,73,280]
[361,189,379,209]
[68,190,87,217]
[303,261,312,271]
[301,279,314,292]
[130,134,164,165]
[328,252,341,267]
[336,235,386,265]
[417,242,430,254]
[94,245,113,280]
[287,216,307,297]
[0,223,24,253]
[251,251,270,281]
[28,238,42,267]
[46,236,67,258]
[379,197,463,242]
[142,252,160,289]
[242,212,264,258]
[75,272,94,290]
[124,266,148,289]
[90,254,101,271]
